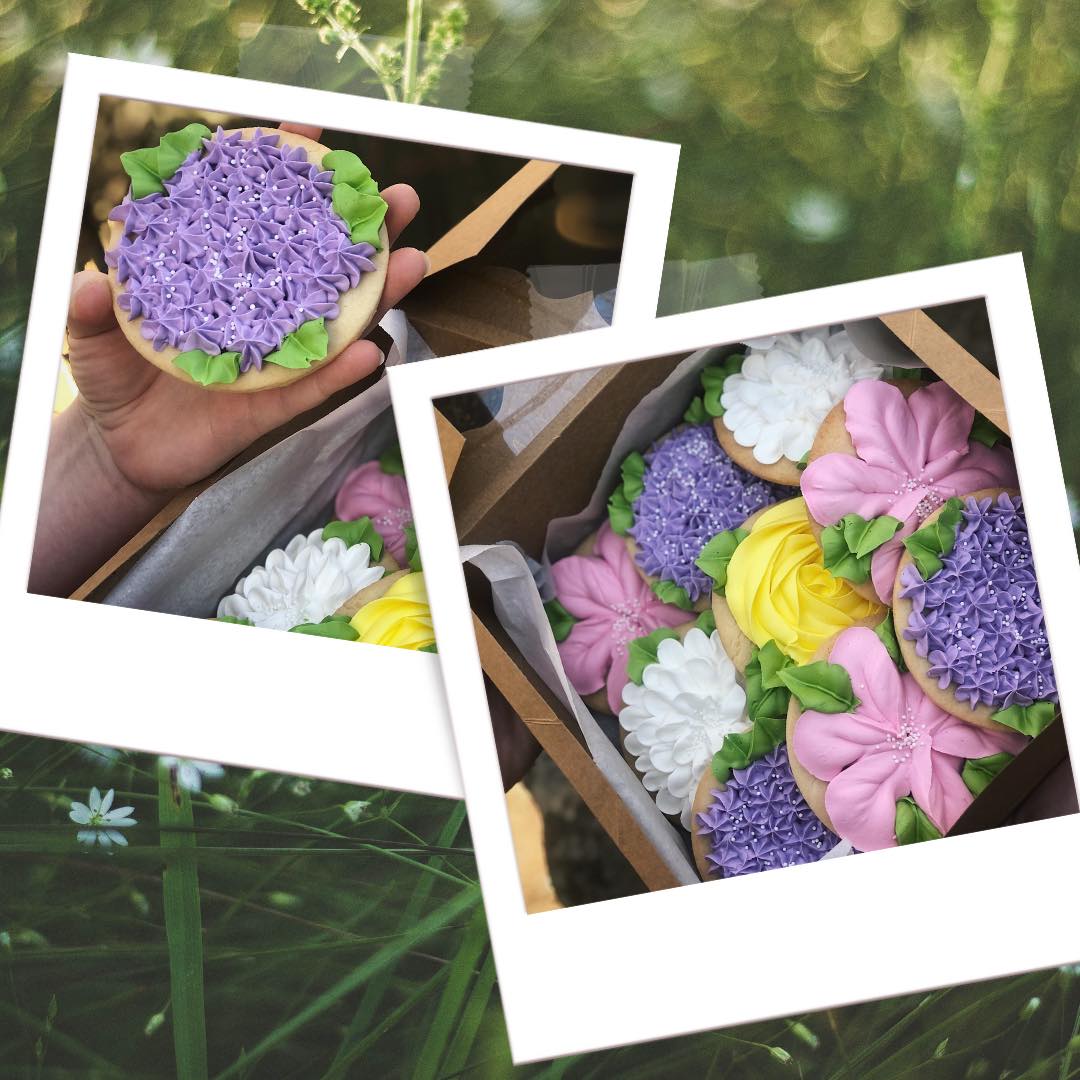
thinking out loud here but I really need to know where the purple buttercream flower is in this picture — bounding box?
[696,744,838,877]
[105,127,378,371]
[898,493,1056,710]
[627,423,791,602]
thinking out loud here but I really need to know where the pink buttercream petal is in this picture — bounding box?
[792,708,884,783]
[557,618,614,698]
[869,521,915,604]
[906,381,975,470]
[910,745,973,836]
[844,381,925,476]
[334,462,412,563]
[595,521,644,597]
[930,713,1028,758]
[828,627,903,730]
[606,653,631,714]
[824,750,911,851]
[550,554,620,621]
[801,453,906,526]
[934,440,1019,498]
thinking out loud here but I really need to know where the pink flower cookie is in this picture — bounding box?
[789,627,1026,851]
[801,380,1017,604]
[335,460,412,565]
[551,523,687,714]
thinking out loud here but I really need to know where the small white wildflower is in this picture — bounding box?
[159,758,225,793]
[342,800,371,823]
[69,788,137,848]
[290,779,312,797]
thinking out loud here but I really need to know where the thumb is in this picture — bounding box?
[68,269,117,340]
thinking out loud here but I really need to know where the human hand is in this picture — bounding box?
[67,122,426,495]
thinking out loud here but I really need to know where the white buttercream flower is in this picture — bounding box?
[619,628,749,829]
[217,528,385,630]
[721,326,883,465]
[159,757,225,793]
[69,787,137,848]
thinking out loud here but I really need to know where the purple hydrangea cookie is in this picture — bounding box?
[696,744,838,877]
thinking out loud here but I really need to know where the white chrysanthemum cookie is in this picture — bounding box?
[619,626,749,829]
[715,327,883,485]
[218,528,386,631]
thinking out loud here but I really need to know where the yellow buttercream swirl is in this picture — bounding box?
[724,498,883,664]
[350,571,435,651]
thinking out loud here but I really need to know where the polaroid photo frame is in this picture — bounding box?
[0,53,679,799]
[390,254,1080,1060]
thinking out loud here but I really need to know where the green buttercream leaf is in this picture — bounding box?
[903,497,965,579]
[797,452,809,471]
[321,150,379,195]
[322,517,385,562]
[333,184,389,250]
[626,627,681,686]
[120,123,211,199]
[174,349,240,387]
[874,611,907,672]
[652,578,694,611]
[969,411,1004,448]
[961,752,1015,796]
[710,709,786,785]
[289,615,360,641]
[620,451,646,504]
[217,615,253,626]
[379,445,406,476]
[695,609,717,636]
[895,796,942,845]
[991,701,1056,737]
[264,317,328,370]
[683,396,709,425]
[821,514,902,584]
[694,528,748,594]
[544,598,578,643]
[403,522,422,572]
[744,642,792,726]
[699,352,745,417]
[607,485,634,536]
[778,660,859,714]
[757,638,794,690]
[419,642,439,653]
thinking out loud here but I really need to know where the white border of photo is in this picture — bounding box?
[0,54,680,799]
[389,254,1080,1059]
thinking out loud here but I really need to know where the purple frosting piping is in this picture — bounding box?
[898,493,1056,710]
[628,424,789,602]
[105,127,377,372]
[696,744,837,878]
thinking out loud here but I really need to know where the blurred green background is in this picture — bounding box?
[3,0,1080,1075]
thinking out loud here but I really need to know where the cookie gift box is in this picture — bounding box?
[441,310,1070,892]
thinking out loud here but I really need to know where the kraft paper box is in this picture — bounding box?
[439,309,1072,893]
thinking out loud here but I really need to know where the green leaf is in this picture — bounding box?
[695,608,716,636]
[778,660,859,714]
[990,701,1056,737]
[403,522,422,571]
[379,445,406,476]
[626,627,681,685]
[683,395,709,425]
[333,184,389,250]
[744,642,792,726]
[216,615,253,626]
[961,752,1015,796]
[418,642,439,653]
[797,452,809,471]
[969,411,1004,448]
[264,317,328,370]
[174,349,240,387]
[619,451,646,504]
[821,514,902,584]
[120,147,166,199]
[289,616,360,641]
[710,707,786,785]
[895,796,942,844]
[695,528,748,594]
[699,352,744,417]
[756,638,794,690]
[321,149,379,195]
[120,123,211,199]
[903,497,965,579]
[544,598,578,643]
[874,611,907,671]
[607,484,634,535]
[322,517,385,562]
[652,578,694,610]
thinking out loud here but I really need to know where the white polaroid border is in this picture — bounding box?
[0,54,679,799]
[390,254,1080,1060]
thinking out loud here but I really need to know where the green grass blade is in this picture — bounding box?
[212,884,480,1080]
[159,767,209,1080]
[440,948,498,1077]
[412,904,490,1080]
